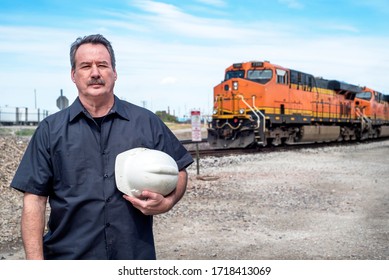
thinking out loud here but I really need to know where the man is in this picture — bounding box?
[11,34,193,260]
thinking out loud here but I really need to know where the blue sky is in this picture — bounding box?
[1,0,388,116]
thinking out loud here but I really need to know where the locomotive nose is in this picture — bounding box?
[223,80,240,93]
[232,81,239,90]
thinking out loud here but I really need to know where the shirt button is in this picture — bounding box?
[106,197,111,202]
[103,174,108,178]
[106,223,111,227]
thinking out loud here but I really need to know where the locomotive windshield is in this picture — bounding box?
[225,69,273,84]
[225,70,245,81]
[247,69,273,84]
[355,91,372,100]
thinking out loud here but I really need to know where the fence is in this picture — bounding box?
[0,107,50,125]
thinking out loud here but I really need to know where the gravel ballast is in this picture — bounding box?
[1,135,388,260]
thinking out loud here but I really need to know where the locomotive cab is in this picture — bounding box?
[354,89,389,138]
[355,90,372,116]
[208,61,275,148]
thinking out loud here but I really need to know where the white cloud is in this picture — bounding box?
[160,76,178,85]
[1,0,389,116]
[130,0,260,40]
[324,23,359,33]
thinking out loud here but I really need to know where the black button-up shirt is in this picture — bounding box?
[11,96,193,260]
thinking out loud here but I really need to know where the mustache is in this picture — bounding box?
[87,78,105,86]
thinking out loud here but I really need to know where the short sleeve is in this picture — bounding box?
[152,117,194,170]
[10,122,53,196]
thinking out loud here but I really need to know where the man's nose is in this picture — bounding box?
[91,64,101,78]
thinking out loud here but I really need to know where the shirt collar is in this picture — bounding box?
[110,95,130,120]
[69,95,130,123]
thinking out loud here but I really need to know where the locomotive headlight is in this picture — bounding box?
[213,109,218,115]
[232,81,238,90]
[239,108,245,114]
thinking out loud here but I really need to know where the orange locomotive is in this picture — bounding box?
[207,61,389,148]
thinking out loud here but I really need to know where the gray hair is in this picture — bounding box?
[70,34,116,70]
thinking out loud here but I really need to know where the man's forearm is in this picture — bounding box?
[170,169,188,206]
[21,193,47,260]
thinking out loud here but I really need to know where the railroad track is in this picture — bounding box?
[182,137,389,158]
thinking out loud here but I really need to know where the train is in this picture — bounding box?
[207,60,389,148]
[0,107,50,126]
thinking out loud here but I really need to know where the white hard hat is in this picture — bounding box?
[115,147,179,197]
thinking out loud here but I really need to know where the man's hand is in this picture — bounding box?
[123,190,173,215]
[123,169,188,215]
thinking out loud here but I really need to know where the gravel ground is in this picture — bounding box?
[1,134,388,260]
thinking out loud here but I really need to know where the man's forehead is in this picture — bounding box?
[76,43,110,60]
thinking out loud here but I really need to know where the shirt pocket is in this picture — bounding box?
[53,149,88,186]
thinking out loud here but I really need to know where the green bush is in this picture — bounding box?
[15,128,36,136]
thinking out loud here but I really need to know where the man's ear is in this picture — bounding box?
[71,70,76,83]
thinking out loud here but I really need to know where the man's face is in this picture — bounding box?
[71,43,117,100]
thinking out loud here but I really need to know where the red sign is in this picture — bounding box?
[191,110,202,142]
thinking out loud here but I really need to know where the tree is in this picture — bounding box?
[155,110,178,123]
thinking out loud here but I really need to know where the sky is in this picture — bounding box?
[1,0,389,117]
